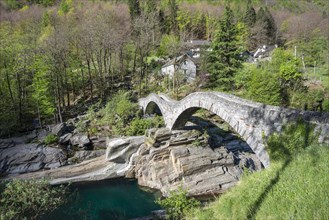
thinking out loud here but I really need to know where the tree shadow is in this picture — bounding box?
[246,119,312,219]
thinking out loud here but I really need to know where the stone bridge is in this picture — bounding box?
[139,92,329,168]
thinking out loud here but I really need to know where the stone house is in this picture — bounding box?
[161,54,197,82]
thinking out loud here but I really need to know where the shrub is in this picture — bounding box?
[44,134,59,145]
[126,116,164,136]
[266,120,316,161]
[0,179,69,220]
[156,187,200,220]
[98,91,138,127]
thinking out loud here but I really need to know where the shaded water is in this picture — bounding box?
[42,179,161,220]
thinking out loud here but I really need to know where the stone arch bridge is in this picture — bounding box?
[139,92,329,168]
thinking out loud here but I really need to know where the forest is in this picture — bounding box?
[0,0,328,136]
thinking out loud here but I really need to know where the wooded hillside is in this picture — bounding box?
[0,0,328,136]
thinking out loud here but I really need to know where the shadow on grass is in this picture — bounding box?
[246,158,291,219]
[246,121,312,219]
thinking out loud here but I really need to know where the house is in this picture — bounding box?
[252,44,277,62]
[161,54,197,82]
[184,40,211,58]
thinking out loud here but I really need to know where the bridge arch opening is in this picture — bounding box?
[144,101,163,117]
[172,108,263,169]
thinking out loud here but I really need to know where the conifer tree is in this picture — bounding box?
[128,0,141,20]
[256,7,277,44]
[207,6,243,91]
[168,0,178,33]
[244,0,256,27]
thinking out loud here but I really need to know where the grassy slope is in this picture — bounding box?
[189,145,329,219]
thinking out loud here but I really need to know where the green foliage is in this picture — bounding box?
[267,121,316,161]
[207,6,243,91]
[256,7,277,44]
[31,55,56,120]
[156,187,200,220]
[157,34,181,57]
[84,91,140,135]
[126,116,164,136]
[0,179,69,220]
[128,0,141,19]
[3,0,21,10]
[244,0,256,27]
[235,64,281,105]
[58,0,73,15]
[44,134,59,145]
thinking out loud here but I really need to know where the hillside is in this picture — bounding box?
[190,145,329,219]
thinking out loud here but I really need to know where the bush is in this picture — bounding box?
[0,179,69,220]
[44,134,59,145]
[126,116,164,136]
[98,91,138,127]
[266,120,316,161]
[156,187,200,220]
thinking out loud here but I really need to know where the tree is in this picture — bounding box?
[256,7,277,44]
[243,0,256,27]
[0,179,69,220]
[128,0,141,20]
[168,0,178,33]
[207,6,243,91]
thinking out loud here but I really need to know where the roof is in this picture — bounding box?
[162,54,197,68]
[185,40,210,47]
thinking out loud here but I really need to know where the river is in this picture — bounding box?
[42,178,161,220]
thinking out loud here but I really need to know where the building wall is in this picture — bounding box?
[179,59,196,82]
[161,58,196,82]
[161,65,175,78]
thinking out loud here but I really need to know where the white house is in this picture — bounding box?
[161,54,197,82]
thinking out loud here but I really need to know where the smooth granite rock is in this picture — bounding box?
[0,140,66,175]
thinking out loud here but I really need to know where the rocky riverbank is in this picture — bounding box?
[1,124,262,197]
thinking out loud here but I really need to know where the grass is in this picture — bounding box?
[188,145,329,219]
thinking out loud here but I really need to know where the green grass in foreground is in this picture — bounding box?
[189,145,329,219]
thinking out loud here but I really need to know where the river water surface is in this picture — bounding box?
[42,179,161,220]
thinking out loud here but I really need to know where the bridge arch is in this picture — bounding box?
[139,92,329,168]
[144,101,163,116]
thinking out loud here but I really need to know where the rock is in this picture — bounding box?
[90,136,107,150]
[131,128,262,197]
[51,123,66,136]
[106,136,145,163]
[70,134,92,150]
[68,150,106,164]
[0,142,66,175]
[37,129,48,143]
[59,133,72,145]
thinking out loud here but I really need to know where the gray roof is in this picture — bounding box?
[185,40,210,47]
[162,54,196,68]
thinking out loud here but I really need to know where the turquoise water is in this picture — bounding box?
[42,179,161,220]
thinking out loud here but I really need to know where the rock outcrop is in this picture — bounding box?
[1,126,262,197]
[0,139,66,175]
[126,128,262,196]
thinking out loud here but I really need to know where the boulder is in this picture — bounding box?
[89,136,107,150]
[51,123,66,136]
[37,129,48,143]
[70,134,92,150]
[59,133,72,145]
[68,150,106,164]
[0,142,66,175]
[106,136,145,163]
